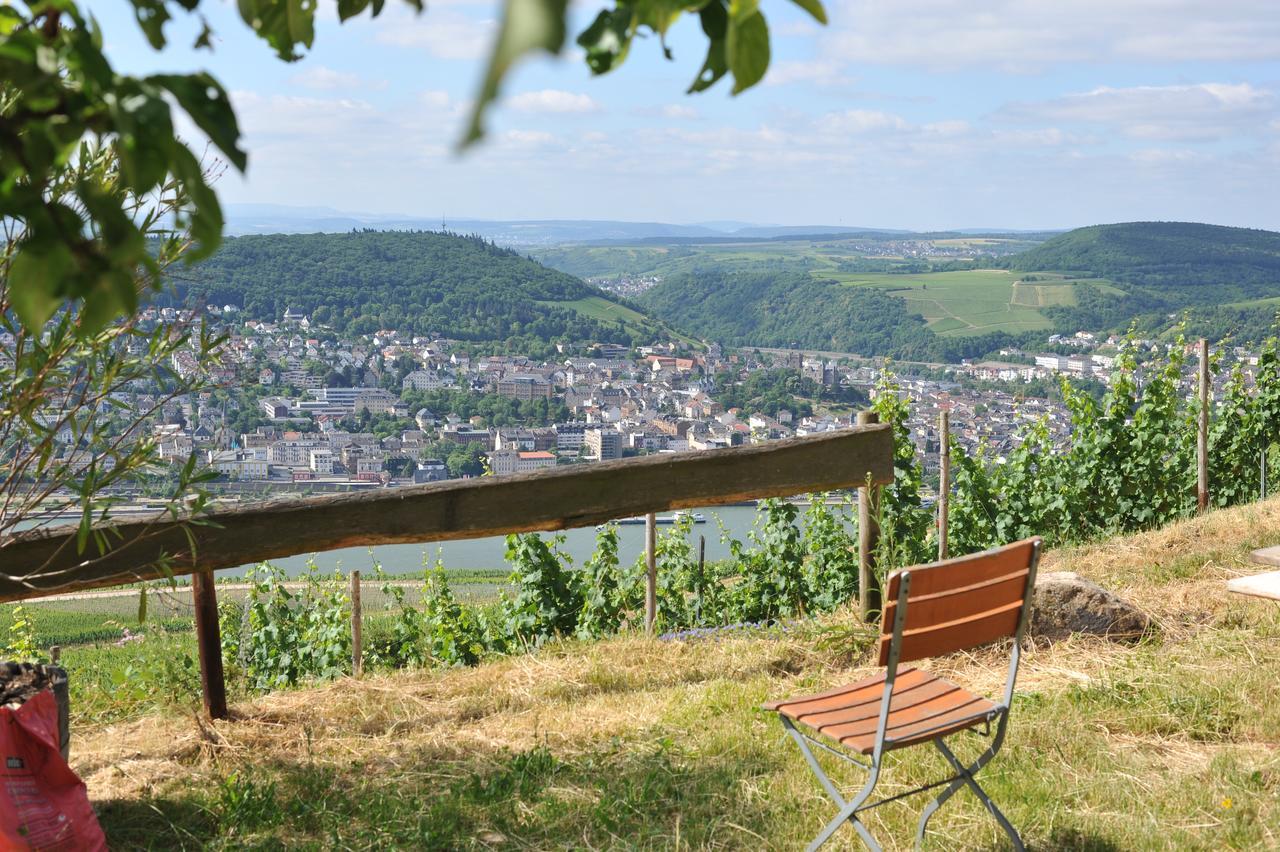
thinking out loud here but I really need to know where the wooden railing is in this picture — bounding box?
[1,425,895,717]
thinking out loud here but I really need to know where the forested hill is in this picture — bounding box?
[1005,221,1280,300]
[1000,221,1280,341]
[636,266,998,361]
[182,230,673,349]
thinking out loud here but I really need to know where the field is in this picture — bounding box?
[538,294,700,345]
[813,269,1122,337]
[1227,295,1280,310]
[539,295,651,324]
[64,497,1280,849]
[826,269,1041,336]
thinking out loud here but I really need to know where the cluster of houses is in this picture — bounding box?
[19,302,1273,497]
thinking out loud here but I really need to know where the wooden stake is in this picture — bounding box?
[191,569,227,720]
[857,410,882,622]
[1198,338,1210,514]
[697,534,706,620]
[1263,448,1269,501]
[350,570,363,678]
[937,409,950,561]
[645,513,657,635]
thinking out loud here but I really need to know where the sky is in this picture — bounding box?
[92,0,1280,231]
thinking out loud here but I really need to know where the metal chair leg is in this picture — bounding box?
[780,718,883,851]
[914,771,965,848]
[932,739,1024,852]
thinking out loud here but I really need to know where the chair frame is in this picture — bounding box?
[775,539,1042,851]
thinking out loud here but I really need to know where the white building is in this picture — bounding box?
[487,449,557,476]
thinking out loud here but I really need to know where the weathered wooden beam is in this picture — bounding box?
[0,425,894,602]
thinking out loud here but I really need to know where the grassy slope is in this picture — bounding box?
[81,499,1280,849]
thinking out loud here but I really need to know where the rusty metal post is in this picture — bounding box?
[1198,338,1210,514]
[191,569,227,720]
[856,410,882,622]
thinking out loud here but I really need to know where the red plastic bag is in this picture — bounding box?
[0,689,105,851]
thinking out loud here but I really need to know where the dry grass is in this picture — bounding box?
[77,498,1280,849]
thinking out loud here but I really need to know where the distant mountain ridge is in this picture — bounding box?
[223,204,1019,246]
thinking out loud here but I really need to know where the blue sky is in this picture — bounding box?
[94,0,1279,230]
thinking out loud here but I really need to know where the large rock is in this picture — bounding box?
[1030,572,1149,642]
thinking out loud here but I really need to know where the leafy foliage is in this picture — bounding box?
[0,6,243,333]
[3,0,792,337]
[222,561,351,690]
[0,145,220,581]
[504,533,583,645]
[577,525,626,639]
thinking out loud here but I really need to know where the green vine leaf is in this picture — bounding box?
[462,0,569,147]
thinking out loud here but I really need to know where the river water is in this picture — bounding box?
[224,503,855,578]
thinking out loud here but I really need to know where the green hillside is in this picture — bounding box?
[1007,221,1280,298]
[636,267,1007,360]
[183,231,676,349]
[1002,221,1280,338]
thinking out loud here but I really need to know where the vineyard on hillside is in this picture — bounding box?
[12,331,1280,711]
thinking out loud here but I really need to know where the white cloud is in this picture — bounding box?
[374,8,496,61]
[500,129,558,147]
[1000,83,1276,141]
[661,104,700,120]
[765,60,853,87]
[817,109,910,135]
[507,89,601,115]
[289,66,386,92]
[823,0,1280,69]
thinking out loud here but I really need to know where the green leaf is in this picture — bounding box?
[8,244,70,330]
[726,9,769,94]
[462,0,569,147]
[169,144,226,260]
[631,0,691,38]
[688,0,729,93]
[786,0,826,24]
[150,73,247,171]
[577,8,632,75]
[129,0,173,49]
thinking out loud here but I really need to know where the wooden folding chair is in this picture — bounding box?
[764,537,1042,851]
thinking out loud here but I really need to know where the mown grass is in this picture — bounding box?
[72,497,1280,849]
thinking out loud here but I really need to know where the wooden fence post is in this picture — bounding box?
[937,409,950,561]
[350,570,363,678]
[1263,448,1269,501]
[645,512,657,635]
[1198,338,1210,514]
[857,410,882,622]
[191,570,227,720]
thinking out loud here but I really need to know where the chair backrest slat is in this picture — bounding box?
[877,539,1039,666]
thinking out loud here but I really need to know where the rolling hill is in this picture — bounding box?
[181,231,679,350]
[1001,221,1280,338]
[633,222,1280,360]
[1006,221,1280,301]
